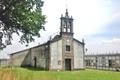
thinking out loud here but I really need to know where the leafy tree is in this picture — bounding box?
[0,0,46,49]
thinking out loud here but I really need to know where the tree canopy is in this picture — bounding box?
[0,0,46,49]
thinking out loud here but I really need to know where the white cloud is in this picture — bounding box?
[86,38,120,54]
[102,38,120,44]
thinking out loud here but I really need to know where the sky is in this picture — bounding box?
[1,0,120,58]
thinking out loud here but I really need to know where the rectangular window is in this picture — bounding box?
[108,60,112,67]
[66,45,70,51]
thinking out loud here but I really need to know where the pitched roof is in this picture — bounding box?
[73,38,85,45]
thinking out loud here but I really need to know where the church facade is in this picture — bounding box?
[10,10,85,70]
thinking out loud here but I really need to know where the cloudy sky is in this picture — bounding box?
[1,0,120,58]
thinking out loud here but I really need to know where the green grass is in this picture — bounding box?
[0,67,120,80]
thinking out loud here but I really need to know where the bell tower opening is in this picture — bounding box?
[60,9,73,36]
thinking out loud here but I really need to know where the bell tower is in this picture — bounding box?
[60,9,74,70]
[60,9,73,37]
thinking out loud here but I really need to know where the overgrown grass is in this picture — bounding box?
[0,67,120,80]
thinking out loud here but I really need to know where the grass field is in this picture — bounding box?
[0,67,120,80]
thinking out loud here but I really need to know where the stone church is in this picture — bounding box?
[10,9,85,70]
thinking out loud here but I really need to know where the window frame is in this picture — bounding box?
[66,45,70,51]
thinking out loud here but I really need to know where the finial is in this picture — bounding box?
[65,9,69,17]
[82,38,84,42]
[82,38,85,44]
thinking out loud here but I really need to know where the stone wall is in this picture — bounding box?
[73,40,84,69]
[50,39,62,70]
[30,45,49,69]
[10,44,49,69]
[10,50,30,66]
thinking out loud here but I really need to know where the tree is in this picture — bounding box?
[0,0,46,49]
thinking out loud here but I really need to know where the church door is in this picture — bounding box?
[65,59,71,70]
[34,56,37,67]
